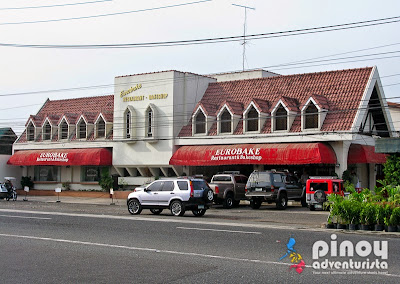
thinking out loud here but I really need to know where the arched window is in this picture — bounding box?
[305,103,318,129]
[125,110,131,138]
[195,111,206,134]
[247,106,259,132]
[275,105,287,131]
[97,117,105,138]
[60,120,69,139]
[220,109,232,133]
[146,108,153,137]
[43,121,51,140]
[27,122,35,141]
[78,120,86,139]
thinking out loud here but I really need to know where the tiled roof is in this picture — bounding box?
[250,98,270,114]
[180,67,373,136]
[219,101,244,115]
[300,94,330,110]
[271,96,299,112]
[18,95,114,143]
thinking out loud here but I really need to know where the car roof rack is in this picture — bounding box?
[309,176,340,179]
[217,171,240,174]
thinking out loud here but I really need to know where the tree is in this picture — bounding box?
[99,168,113,192]
[383,154,400,186]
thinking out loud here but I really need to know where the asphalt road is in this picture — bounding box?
[0,201,399,283]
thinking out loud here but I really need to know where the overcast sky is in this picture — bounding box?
[1,0,399,135]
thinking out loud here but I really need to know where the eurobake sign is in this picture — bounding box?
[36,152,69,163]
[169,143,338,166]
[211,147,262,162]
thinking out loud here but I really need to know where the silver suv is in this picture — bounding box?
[127,178,214,217]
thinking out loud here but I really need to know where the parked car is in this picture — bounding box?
[245,170,306,210]
[127,177,214,217]
[305,176,344,211]
[208,172,248,208]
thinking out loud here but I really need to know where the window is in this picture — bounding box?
[146,108,153,137]
[78,120,86,139]
[273,174,284,183]
[275,105,287,131]
[220,109,232,133]
[305,103,318,129]
[125,110,131,138]
[147,181,163,191]
[195,111,206,134]
[34,166,60,182]
[43,122,51,140]
[27,122,35,141]
[247,107,259,132]
[60,120,68,139]
[177,181,188,190]
[81,166,106,182]
[161,181,174,191]
[97,117,106,138]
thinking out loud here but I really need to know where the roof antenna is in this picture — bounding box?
[232,3,255,71]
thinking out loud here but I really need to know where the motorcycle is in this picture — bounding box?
[0,177,17,201]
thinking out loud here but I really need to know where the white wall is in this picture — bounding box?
[0,155,22,189]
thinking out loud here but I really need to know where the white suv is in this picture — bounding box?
[127,178,214,217]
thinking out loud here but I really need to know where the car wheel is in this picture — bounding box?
[192,209,206,217]
[250,199,262,209]
[309,205,315,211]
[150,208,163,215]
[203,189,214,202]
[223,194,234,209]
[170,200,185,216]
[127,199,142,215]
[276,193,288,210]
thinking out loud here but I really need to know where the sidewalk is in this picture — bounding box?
[16,189,129,205]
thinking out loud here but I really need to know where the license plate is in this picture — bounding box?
[198,205,205,209]
[255,188,263,192]
[315,204,323,209]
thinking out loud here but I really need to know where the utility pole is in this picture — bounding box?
[232,3,255,71]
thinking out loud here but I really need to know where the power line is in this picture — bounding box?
[0,14,398,47]
[0,0,212,26]
[0,0,112,10]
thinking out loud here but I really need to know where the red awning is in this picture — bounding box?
[347,144,387,164]
[169,143,337,166]
[7,148,112,166]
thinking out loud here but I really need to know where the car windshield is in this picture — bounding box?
[212,176,231,182]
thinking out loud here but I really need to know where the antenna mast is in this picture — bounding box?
[232,3,255,71]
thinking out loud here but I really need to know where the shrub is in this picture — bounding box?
[21,176,34,189]
[99,168,113,192]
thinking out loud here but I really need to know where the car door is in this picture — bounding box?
[157,180,175,206]
[141,180,163,205]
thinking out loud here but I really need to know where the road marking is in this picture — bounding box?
[0,214,51,220]
[0,232,399,279]
[0,232,305,268]
[177,226,262,234]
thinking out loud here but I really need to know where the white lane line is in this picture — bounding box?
[177,226,262,234]
[0,214,51,220]
[0,232,300,268]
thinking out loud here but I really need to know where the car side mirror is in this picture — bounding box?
[145,188,150,192]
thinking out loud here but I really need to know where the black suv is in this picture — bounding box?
[245,171,305,210]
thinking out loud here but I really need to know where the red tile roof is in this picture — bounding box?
[18,95,114,143]
[179,67,373,136]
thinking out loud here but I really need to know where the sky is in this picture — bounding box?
[1,0,400,135]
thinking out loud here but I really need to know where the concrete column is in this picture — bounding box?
[329,141,351,178]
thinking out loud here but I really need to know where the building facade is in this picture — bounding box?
[8,66,393,190]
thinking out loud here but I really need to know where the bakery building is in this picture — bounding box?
[8,67,394,190]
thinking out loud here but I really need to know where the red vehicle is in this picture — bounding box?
[305,177,344,211]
